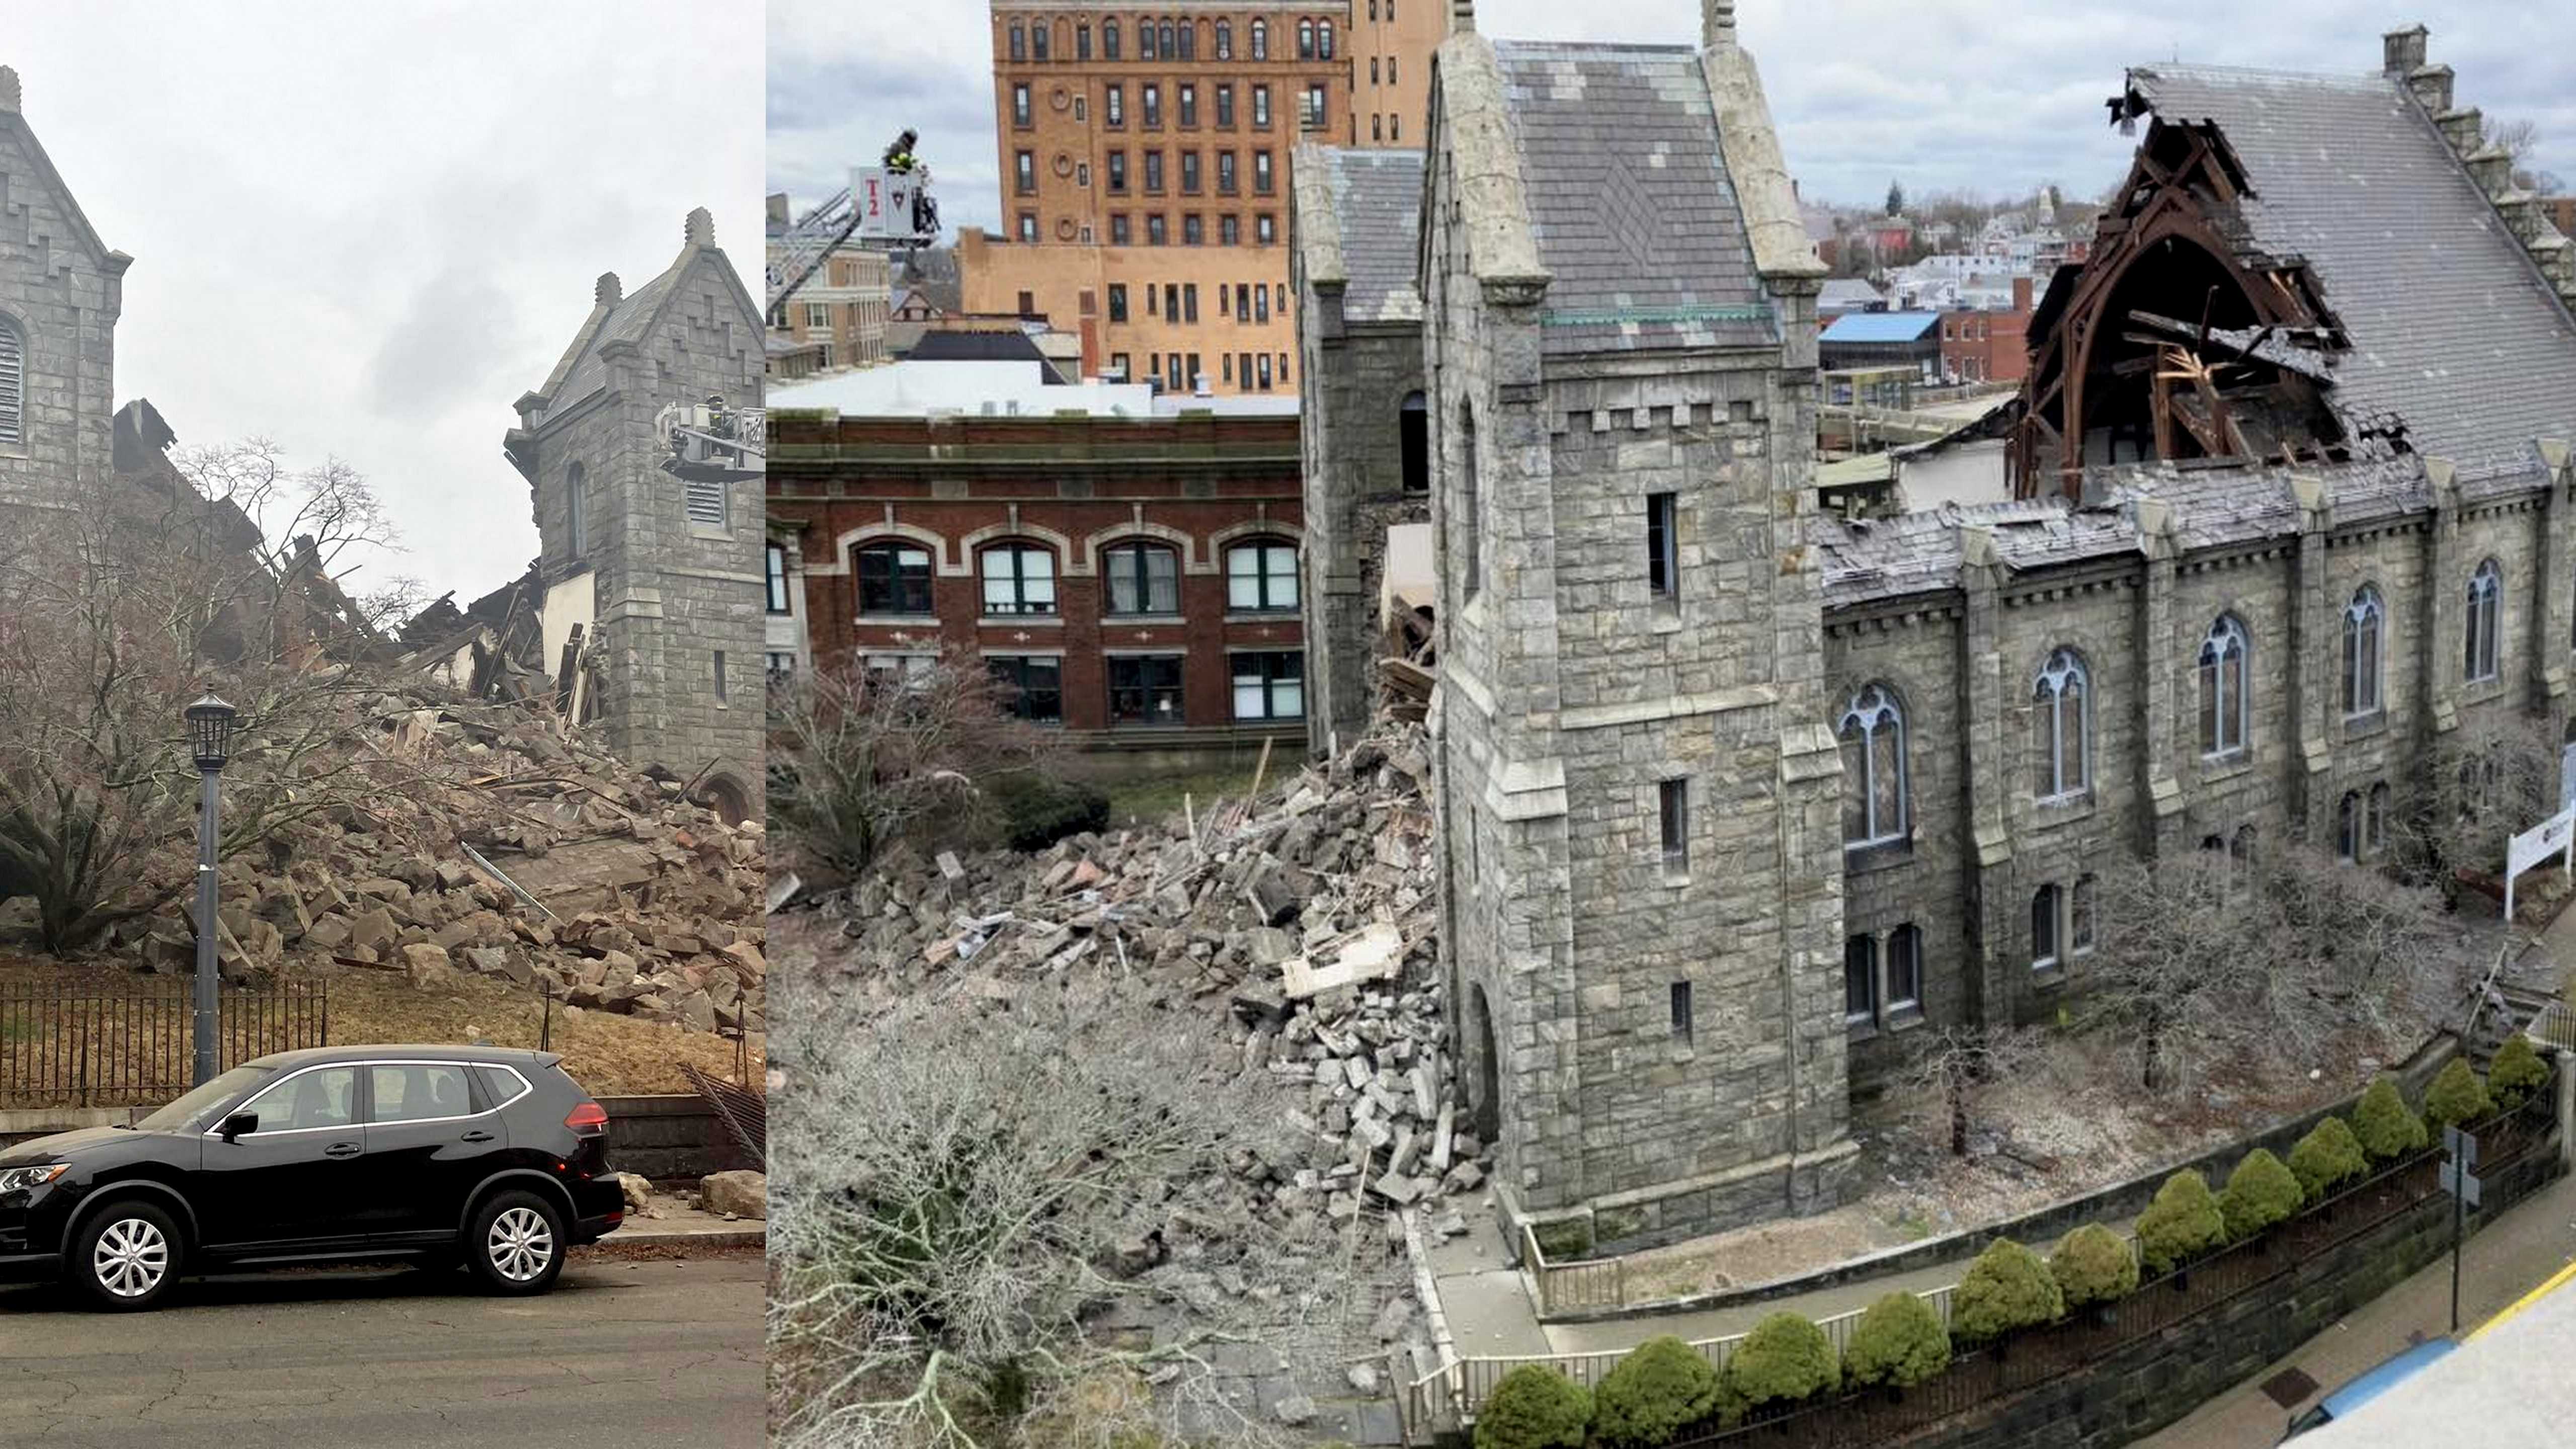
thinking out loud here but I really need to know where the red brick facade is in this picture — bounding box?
[1939,275,2034,384]
[769,411,1305,743]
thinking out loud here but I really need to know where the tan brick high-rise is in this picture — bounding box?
[972,3,1435,394]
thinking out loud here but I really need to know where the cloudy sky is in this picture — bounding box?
[769,0,2572,229]
[12,0,764,603]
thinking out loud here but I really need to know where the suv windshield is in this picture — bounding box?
[134,1065,275,1133]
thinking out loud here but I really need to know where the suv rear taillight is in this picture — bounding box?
[565,1101,608,1136]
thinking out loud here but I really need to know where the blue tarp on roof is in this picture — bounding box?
[1820,311,1941,344]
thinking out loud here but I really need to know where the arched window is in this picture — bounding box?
[2231,824,2257,866]
[2367,781,2390,856]
[1215,19,1231,58]
[978,541,1058,615]
[1031,20,1050,60]
[2069,875,2096,955]
[1250,17,1267,58]
[2032,647,2089,800]
[2337,789,2362,861]
[2343,585,2384,716]
[564,462,588,557]
[1298,19,1315,58]
[856,539,936,615]
[1226,537,1299,612]
[1318,19,1335,59]
[1009,23,1026,60]
[2031,883,2061,970]
[1101,539,1181,615]
[1887,924,1922,1013]
[1103,18,1121,58]
[1138,16,1156,58]
[0,312,22,446]
[1843,934,1877,1024]
[2197,615,2249,758]
[2466,558,2503,683]
[1399,390,1428,493]
[1838,683,1908,848]
[1159,21,1176,58]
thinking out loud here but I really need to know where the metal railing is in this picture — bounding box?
[1524,1222,1625,1316]
[0,980,328,1109]
[1410,1081,2559,1439]
[2529,1000,2576,1053]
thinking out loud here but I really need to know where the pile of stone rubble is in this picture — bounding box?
[55,688,766,1034]
[822,718,1485,1235]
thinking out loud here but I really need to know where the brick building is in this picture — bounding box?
[763,208,891,377]
[1938,274,2033,384]
[769,375,1308,757]
[504,210,767,823]
[1300,6,2576,1257]
[968,3,1440,393]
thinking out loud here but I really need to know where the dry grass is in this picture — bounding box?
[0,949,760,1103]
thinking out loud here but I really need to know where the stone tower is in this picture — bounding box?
[505,209,766,822]
[0,65,131,514]
[1416,3,1854,1255]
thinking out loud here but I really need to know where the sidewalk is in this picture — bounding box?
[599,1202,766,1250]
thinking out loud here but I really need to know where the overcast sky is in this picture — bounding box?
[769,0,2572,231]
[11,0,764,604]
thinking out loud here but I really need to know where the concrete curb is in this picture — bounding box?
[589,1226,766,1251]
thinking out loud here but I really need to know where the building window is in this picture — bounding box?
[1107,151,1128,193]
[1251,17,1267,58]
[1670,981,1693,1044]
[1844,934,1877,1025]
[2466,558,2503,683]
[2197,614,2249,759]
[1255,353,1271,389]
[1109,350,1131,379]
[1013,84,1032,127]
[1017,213,1038,243]
[1103,18,1119,59]
[1298,18,1315,58]
[0,313,24,441]
[987,656,1064,723]
[1459,403,1480,602]
[1390,114,1399,141]
[1837,683,1907,848]
[1319,19,1335,59]
[1109,655,1184,726]
[2344,585,2384,717]
[562,461,588,557]
[1389,56,1398,85]
[1147,214,1167,246]
[1227,538,1298,611]
[1106,84,1124,127]
[1372,57,1381,85]
[2031,883,2060,971]
[1175,19,1193,58]
[2069,875,2095,954]
[1400,391,1429,494]
[1078,22,1091,59]
[1159,20,1176,57]
[1232,650,1303,719]
[1139,17,1156,58]
[765,542,792,613]
[1183,213,1204,246]
[1181,151,1202,192]
[1215,19,1232,58]
[1009,22,1025,60]
[2032,647,2089,800]
[856,540,934,615]
[1179,84,1198,128]
[1102,540,1180,614]
[1304,83,1328,129]
[1015,150,1036,193]
[1143,83,1161,128]
[1659,777,1688,872]
[979,543,1058,615]
[1217,85,1236,128]
[1163,283,1177,319]
[804,301,831,331]
[1143,150,1164,192]
[1182,282,1198,321]
[712,650,730,706]
[2368,781,2390,856]
[2338,789,2363,862]
[1887,925,1922,1013]
[1030,22,1049,60]
[767,652,796,687]
[1373,114,1382,142]
[1647,492,1677,600]
[1256,213,1275,244]
[1110,213,1132,245]
[1218,151,1238,192]
[1253,85,1271,128]
[1106,283,1129,323]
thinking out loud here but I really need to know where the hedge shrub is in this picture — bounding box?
[2136,1169,2226,1277]
[2286,1116,2367,1202]
[1591,1336,1723,1448]
[1724,1312,1839,1410]
[2423,1058,2492,1130]
[2353,1076,2428,1163]
[1473,1366,1593,1449]
[2049,1223,2139,1310]
[1840,1292,1952,1390]
[2490,1034,2549,1110]
[2219,1148,2303,1241]
[1951,1238,2063,1343]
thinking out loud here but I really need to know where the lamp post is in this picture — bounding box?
[184,694,237,1087]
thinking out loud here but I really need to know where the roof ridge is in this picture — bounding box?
[2133,59,2390,88]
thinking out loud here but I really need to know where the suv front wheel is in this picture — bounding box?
[70,1200,184,1312]
[467,1189,566,1296]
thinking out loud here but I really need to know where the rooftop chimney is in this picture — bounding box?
[1448,1,1474,35]
[595,272,622,306]
[684,206,715,248]
[1703,0,1737,51]
[2382,24,2428,77]
[0,65,20,114]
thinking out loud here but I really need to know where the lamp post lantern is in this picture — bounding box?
[184,694,237,1087]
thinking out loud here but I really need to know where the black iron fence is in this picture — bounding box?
[0,979,329,1109]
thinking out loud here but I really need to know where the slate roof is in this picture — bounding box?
[1315,147,1424,324]
[1489,41,1776,356]
[2130,63,2576,474]
[905,330,1053,368]
[1817,278,1886,312]
[542,269,678,423]
[1820,311,1940,344]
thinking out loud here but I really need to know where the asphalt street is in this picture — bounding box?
[0,1250,764,1448]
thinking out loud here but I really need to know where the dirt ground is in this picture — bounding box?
[1614,1027,2426,1305]
[0,949,760,1102]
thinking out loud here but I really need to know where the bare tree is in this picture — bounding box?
[1900,1024,2043,1158]
[2388,714,2563,902]
[2484,116,2565,195]
[765,655,1055,877]
[0,472,412,951]
[766,971,1334,1449]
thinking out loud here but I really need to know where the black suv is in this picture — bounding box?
[0,1045,624,1310]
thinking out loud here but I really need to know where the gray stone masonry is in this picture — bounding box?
[0,66,129,514]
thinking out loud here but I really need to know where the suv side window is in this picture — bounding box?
[237,1067,359,1133]
[476,1065,531,1110]
[370,1064,474,1123]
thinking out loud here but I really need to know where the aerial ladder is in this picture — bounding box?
[765,129,940,315]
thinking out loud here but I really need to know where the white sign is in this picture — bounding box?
[2501,806,2576,920]
[851,166,923,242]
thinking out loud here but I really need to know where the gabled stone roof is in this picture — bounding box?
[2130,63,2576,473]
[1310,146,1423,325]
[1489,41,1775,356]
